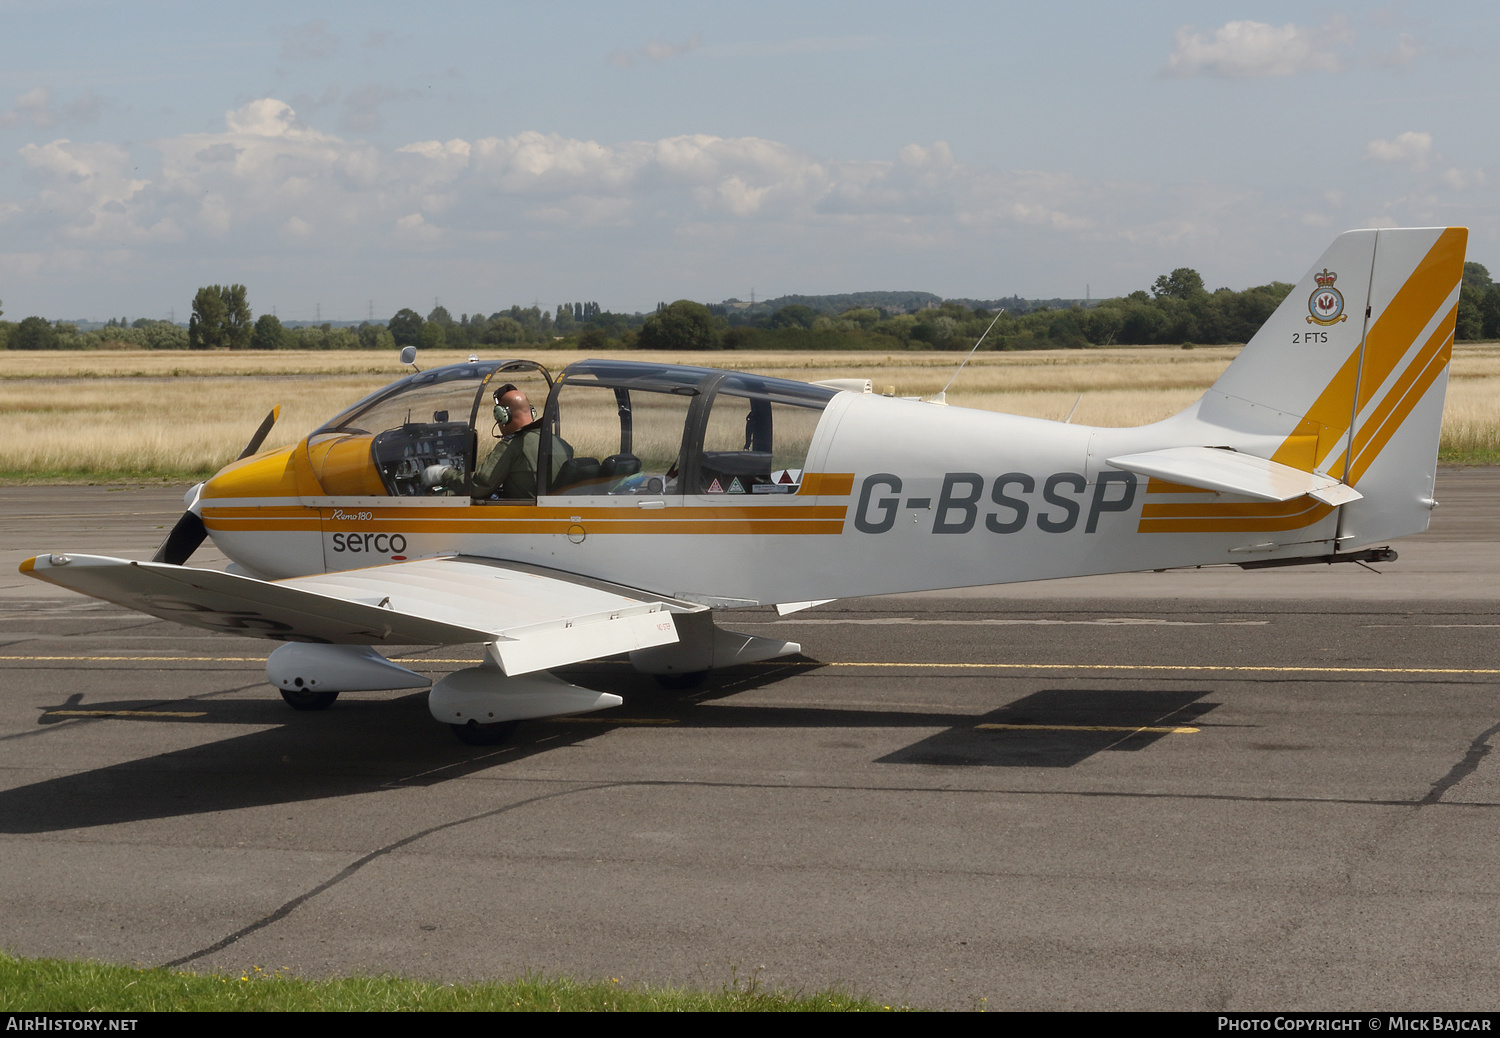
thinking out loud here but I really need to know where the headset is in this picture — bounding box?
[491,383,537,431]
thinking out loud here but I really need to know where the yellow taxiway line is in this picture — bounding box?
[2,656,1498,677]
[976,723,1199,734]
[44,709,207,718]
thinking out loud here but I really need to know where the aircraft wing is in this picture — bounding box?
[20,554,699,676]
[1106,446,1364,506]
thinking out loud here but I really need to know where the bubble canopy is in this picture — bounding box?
[303,358,837,500]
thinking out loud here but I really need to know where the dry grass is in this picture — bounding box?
[0,375,384,478]
[2,345,1496,479]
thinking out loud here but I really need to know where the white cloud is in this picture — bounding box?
[224,98,313,138]
[1440,167,1485,191]
[1365,131,1431,170]
[609,33,702,68]
[1165,20,1345,78]
[0,87,102,129]
[5,98,1321,311]
[2,88,57,128]
[395,212,441,245]
[10,101,1171,252]
[18,139,161,242]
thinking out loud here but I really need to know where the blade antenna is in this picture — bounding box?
[931,308,1004,404]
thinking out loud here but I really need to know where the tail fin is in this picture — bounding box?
[1200,226,1467,544]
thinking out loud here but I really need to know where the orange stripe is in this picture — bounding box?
[1141,497,1324,520]
[800,472,855,495]
[1139,501,1333,534]
[586,520,846,535]
[1151,228,1465,535]
[203,504,848,521]
[1145,477,1214,495]
[204,516,847,536]
[1338,307,1456,482]
[203,471,857,503]
[204,518,321,532]
[1269,348,1363,471]
[203,506,319,518]
[1353,228,1466,429]
[1347,329,1453,486]
[1269,228,1466,474]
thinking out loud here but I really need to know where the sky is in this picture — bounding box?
[1,1,1497,323]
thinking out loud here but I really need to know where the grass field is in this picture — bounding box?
[2,344,1497,481]
[0,953,895,1011]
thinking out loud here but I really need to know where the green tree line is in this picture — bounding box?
[3,264,1497,352]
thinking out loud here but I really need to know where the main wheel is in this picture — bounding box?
[451,719,520,746]
[279,686,339,711]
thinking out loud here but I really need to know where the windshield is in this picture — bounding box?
[306,359,550,496]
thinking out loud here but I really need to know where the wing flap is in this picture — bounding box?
[487,609,680,676]
[22,554,693,673]
[1106,446,1363,504]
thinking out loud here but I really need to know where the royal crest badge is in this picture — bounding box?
[1307,269,1347,325]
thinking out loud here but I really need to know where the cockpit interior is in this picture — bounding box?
[304,358,837,501]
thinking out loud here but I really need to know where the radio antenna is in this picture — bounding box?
[930,308,1005,405]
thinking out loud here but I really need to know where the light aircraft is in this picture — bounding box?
[22,227,1468,744]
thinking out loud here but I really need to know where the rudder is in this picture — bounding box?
[1199,227,1466,544]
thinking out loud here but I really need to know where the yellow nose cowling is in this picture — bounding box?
[202,443,312,502]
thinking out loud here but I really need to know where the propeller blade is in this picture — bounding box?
[153,409,277,567]
[152,511,207,565]
[237,405,282,461]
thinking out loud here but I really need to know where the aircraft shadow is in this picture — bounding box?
[0,659,812,834]
[0,668,1217,833]
[876,687,1220,768]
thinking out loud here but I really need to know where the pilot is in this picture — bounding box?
[425,385,562,499]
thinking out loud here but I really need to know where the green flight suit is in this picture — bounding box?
[471,424,567,499]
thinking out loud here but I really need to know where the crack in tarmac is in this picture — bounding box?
[1419,719,1500,805]
[162,755,1500,970]
[162,781,621,968]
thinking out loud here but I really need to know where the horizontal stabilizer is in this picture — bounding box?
[21,554,698,674]
[1106,447,1363,505]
